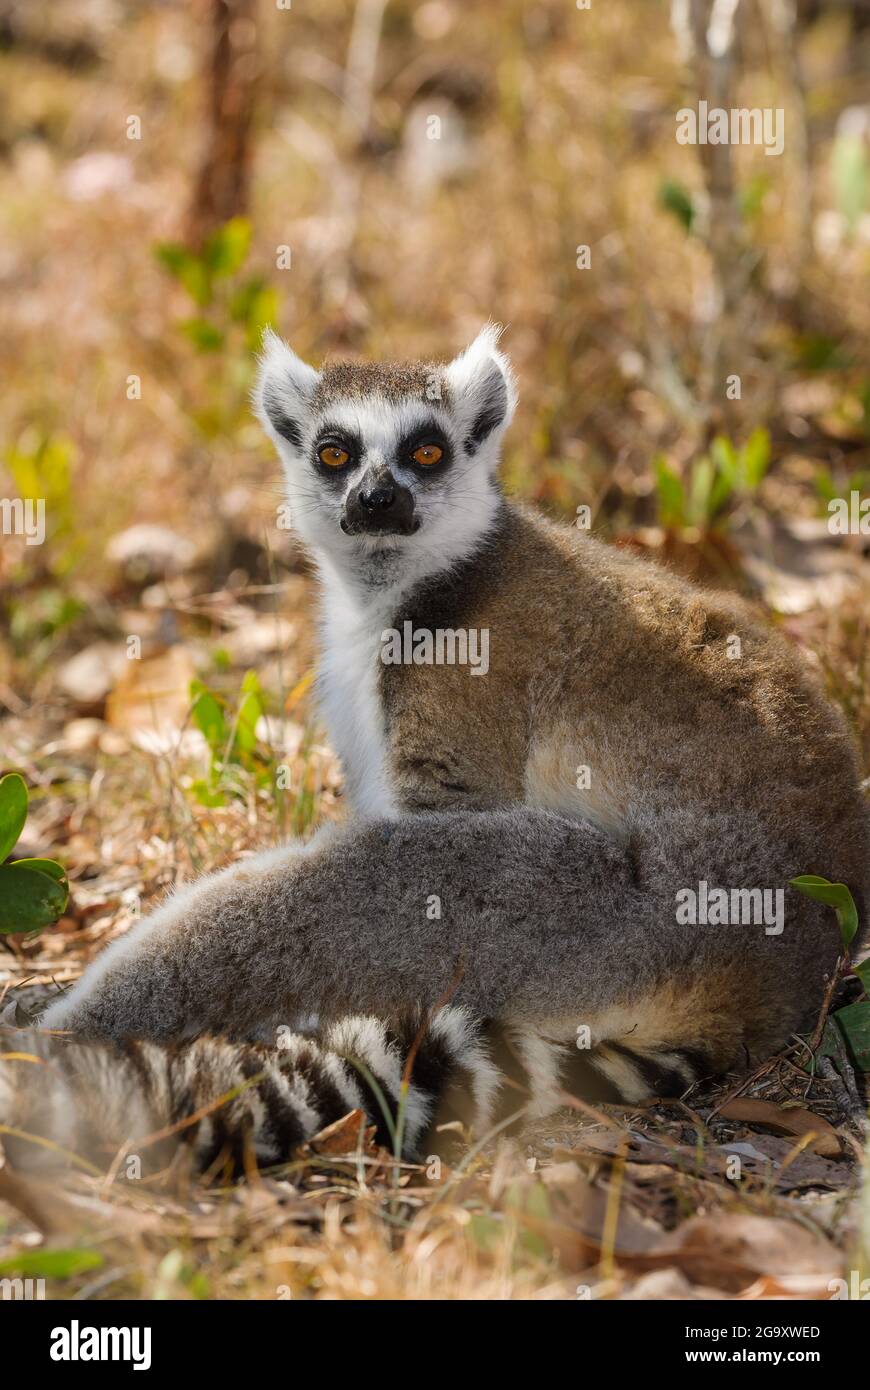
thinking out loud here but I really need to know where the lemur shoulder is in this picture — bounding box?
[2,327,867,1174]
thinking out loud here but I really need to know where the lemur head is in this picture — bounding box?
[254,326,517,581]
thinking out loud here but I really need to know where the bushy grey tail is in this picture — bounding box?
[0,1010,560,1177]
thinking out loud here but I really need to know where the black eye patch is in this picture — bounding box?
[398,423,453,477]
[311,423,362,481]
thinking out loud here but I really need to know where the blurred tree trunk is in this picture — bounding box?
[688,0,749,432]
[187,0,259,249]
[771,0,814,269]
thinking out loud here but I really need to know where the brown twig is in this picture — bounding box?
[809,952,849,1053]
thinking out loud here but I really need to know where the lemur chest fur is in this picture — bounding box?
[317,590,398,819]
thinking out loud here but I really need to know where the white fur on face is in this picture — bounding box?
[253,326,517,599]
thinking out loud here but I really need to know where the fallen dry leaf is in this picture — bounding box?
[105,645,196,738]
[718,1098,843,1157]
[556,1122,854,1191]
[660,1212,842,1296]
[299,1109,375,1157]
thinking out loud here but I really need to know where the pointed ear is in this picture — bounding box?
[445,324,517,455]
[253,329,321,450]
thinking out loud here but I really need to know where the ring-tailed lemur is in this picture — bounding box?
[2,327,867,1174]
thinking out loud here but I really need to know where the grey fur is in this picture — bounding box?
[37,804,851,1082]
[312,360,447,407]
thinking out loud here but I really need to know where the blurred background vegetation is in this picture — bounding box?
[0,0,868,875]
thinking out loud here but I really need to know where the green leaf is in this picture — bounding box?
[0,772,28,862]
[179,318,225,352]
[234,670,263,755]
[739,174,769,222]
[831,1000,870,1072]
[688,455,715,527]
[228,274,265,324]
[467,1213,502,1251]
[710,435,739,485]
[203,217,252,277]
[739,427,771,490]
[190,682,228,754]
[0,863,69,936]
[792,334,850,372]
[654,455,686,530]
[244,286,278,344]
[708,472,735,522]
[155,242,193,278]
[658,179,695,233]
[12,857,67,885]
[154,242,211,307]
[790,875,859,949]
[707,448,737,519]
[0,1247,103,1279]
[191,779,227,809]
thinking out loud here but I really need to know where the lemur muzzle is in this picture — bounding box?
[342,469,418,535]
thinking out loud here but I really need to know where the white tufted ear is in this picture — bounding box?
[253,329,321,450]
[444,324,518,455]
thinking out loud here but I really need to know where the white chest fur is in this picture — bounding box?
[316,579,398,819]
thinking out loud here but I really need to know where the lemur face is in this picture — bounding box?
[254,326,517,573]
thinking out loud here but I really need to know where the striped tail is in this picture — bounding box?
[0,1009,546,1177]
[0,1013,726,1178]
[586,1040,714,1102]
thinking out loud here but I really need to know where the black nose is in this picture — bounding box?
[342,469,417,535]
[359,486,395,512]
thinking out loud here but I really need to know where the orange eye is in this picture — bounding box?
[413,444,443,466]
[319,445,350,468]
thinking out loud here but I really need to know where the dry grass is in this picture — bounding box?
[0,0,869,1300]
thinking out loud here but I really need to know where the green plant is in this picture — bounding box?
[189,671,269,807]
[3,432,82,576]
[154,217,279,439]
[657,178,696,233]
[6,590,86,669]
[654,428,770,533]
[156,217,277,355]
[657,175,770,234]
[0,773,69,936]
[791,875,870,1072]
[738,174,770,224]
[791,334,852,372]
